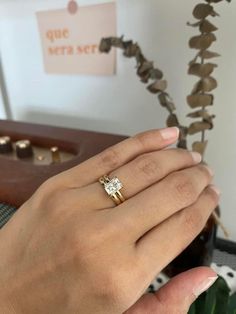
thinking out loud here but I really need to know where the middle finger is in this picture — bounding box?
[110,163,213,242]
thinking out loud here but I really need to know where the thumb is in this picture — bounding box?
[125,267,218,314]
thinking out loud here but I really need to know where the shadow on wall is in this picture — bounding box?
[21,110,127,136]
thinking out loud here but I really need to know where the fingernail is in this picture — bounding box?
[203,165,214,176]
[160,127,179,140]
[190,151,202,164]
[193,276,218,297]
[209,185,221,196]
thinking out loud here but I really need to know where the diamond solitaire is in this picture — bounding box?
[104,177,123,196]
[99,175,125,205]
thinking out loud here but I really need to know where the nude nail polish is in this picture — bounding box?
[160,127,179,140]
[190,152,202,164]
[209,185,221,196]
[193,276,218,298]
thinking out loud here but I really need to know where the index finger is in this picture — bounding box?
[56,127,180,189]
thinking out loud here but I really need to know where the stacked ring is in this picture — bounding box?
[99,175,125,205]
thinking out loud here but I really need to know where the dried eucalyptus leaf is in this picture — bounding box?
[187,110,208,118]
[135,52,145,64]
[111,36,126,48]
[188,122,212,135]
[193,4,214,19]
[166,102,176,112]
[166,114,179,127]
[187,21,201,27]
[99,38,112,53]
[140,73,151,84]
[137,61,154,82]
[158,92,176,109]
[121,40,131,50]
[177,127,188,148]
[124,43,140,57]
[189,33,216,50]
[192,77,218,93]
[187,110,214,120]
[187,94,214,108]
[178,140,187,149]
[199,50,221,59]
[147,80,167,93]
[192,141,208,155]
[158,93,175,111]
[200,20,218,33]
[187,111,215,128]
[149,68,163,80]
[188,63,217,77]
[100,36,127,52]
[158,93,169,106]
[137,61,153,75]
[158,93,176,113]
[139,68,160,83]
[179,126,189,138]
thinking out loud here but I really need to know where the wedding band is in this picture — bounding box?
[99,175,125,205]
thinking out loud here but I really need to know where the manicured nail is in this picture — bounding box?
[190,151,202,164]
[160,127,179,140]
[209,185,221,196]
[193,276,218,297]
[203,165,214,176]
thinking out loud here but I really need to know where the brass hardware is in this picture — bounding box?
[37,155,45,161]
[0,136,13,154]
[16,140,33,159]
[0,139,75,165]
[51,147,61,164]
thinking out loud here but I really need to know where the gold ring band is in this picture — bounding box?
[99,175,125,206]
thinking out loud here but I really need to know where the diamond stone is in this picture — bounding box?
[104,177,123,196]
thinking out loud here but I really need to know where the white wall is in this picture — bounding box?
[0,0,235,240]
[0,96,6,118]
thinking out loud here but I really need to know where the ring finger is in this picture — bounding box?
[66,148,202,210]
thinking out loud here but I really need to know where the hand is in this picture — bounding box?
[0,127,219,314]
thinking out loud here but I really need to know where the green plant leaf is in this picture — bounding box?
[228,294,236,314]
[189,303,196,314]
[188,277,230,314]
[205,277,230,314]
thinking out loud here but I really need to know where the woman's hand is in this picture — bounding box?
[0,127,219,314]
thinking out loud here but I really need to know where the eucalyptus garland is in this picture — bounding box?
[99,0,231,156]
[99,0,231,236]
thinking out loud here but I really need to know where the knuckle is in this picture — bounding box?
[197,164,212,181]
[206,187,219,206]
[31,179,71,219]
[99,147,121,170]
[171,172,197,205]
[133,131,149,148]
[136,153,162,179]
[183,209,205,236]
[31,177,59,208]
[38,176,59,196]
[133,130,157,149]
